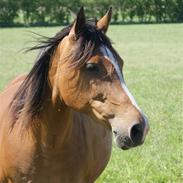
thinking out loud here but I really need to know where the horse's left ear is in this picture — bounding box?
[97,7,112,34]
[69,7,86,40]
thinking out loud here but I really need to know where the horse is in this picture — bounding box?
[0,7,149,183]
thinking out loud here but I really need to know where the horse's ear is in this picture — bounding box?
[97,7,112,34]
[69,7,86,40]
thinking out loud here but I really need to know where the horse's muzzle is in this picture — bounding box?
[112,117,149,150]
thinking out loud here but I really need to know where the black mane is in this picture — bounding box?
[10,20,118,127]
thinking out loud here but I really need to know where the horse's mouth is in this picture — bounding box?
[117,143,132,150]
[113,134,134,150]
[120,144,131,150]
[114,134,144,150]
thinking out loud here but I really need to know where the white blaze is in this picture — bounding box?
[100,46,140,110]
[100,46,148,133]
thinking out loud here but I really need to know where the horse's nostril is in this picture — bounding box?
[130,124,143,145]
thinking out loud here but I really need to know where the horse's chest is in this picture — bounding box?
[21,148,87,183]
[19,132,111,183]
[11,121,112,183]
[15,148,85,182]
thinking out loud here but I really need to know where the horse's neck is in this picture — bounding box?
[38,99,74,151]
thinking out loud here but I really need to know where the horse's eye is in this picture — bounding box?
[85,63,99,72]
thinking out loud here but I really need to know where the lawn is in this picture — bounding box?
[0,24,183,183]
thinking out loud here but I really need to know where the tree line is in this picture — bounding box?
[0,0,183,26]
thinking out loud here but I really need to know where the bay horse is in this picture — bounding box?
[0,7,149,183]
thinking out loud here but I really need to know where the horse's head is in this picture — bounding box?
[49,7,149,150]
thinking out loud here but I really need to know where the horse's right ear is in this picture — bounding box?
[69,7,86,40]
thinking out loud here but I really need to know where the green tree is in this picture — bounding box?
[20,0,36,24]
[176,0,183,21]
[48,0,82,24]
[0,0,19,24]
[30,0,51,24]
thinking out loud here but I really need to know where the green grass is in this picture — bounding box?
[0,24,183,182]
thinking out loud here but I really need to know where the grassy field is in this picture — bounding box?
[0,24,183,183]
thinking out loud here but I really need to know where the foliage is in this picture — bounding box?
[0,0,19,24]
[0,0,183,25]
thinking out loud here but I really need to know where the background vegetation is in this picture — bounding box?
[0,0,183,26]
[0,24,183,182]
